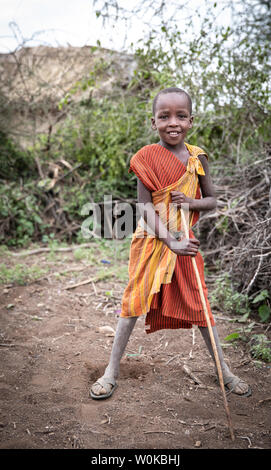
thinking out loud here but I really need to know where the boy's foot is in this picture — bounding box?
[90,376,117,400]
[217,372,251,397]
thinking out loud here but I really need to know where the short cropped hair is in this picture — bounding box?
[152,87,192,115]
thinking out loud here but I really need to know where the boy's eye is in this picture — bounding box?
[160,115,168,119]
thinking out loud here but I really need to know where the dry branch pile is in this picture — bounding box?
[199,147,271,297]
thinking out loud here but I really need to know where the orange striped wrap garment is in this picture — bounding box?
[120,143,215,333]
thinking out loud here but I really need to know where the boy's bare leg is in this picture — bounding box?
[90,316,138,397]
[199,325,250,395]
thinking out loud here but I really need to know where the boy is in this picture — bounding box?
[90,87,251,399]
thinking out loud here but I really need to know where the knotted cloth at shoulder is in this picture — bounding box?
[184,143,208,176]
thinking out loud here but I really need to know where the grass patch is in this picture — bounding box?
[0,263,47,285]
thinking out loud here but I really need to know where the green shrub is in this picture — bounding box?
[250,334,271,363]
[251,290,270,323]
[0,131,33,180]
[210,272,250,316]
[0,182,48,246]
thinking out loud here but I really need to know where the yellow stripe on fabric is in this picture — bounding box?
[129,236,151,316]
[144,240,162,311]
[153,243,164,293]
[142,237,153,312]
[139,238,160,313]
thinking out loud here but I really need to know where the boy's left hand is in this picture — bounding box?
[171,191,194,209]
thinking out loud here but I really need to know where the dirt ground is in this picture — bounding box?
[0,243,270,451]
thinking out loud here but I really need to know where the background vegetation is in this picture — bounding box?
[0,0,270,330]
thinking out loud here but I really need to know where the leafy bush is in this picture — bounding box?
[251,290,270,323]
[210,273,251,317]
[0,131,33,180]
[0,182,49,246]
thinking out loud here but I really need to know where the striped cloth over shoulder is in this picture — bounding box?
[120,143,215,333]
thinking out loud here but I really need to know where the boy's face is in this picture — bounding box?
[151,93,193,147]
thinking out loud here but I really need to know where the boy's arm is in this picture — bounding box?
[137,178,175,247]
[171,154,217,212]
[137,178,200,257]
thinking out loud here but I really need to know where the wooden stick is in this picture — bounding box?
[63,277,96,290]
[180,208,235,441]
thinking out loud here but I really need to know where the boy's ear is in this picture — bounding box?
[151,117,157,130]
[189,115,194,128]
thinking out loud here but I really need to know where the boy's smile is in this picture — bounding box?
[151,92,193,149]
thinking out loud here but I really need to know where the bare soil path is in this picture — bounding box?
[0,242,270,451]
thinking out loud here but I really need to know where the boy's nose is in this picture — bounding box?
[168,117,178,126]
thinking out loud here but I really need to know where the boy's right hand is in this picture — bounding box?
[168,238,200,257]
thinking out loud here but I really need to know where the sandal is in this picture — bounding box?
[223,376,252,397]
[90,377,117,400]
